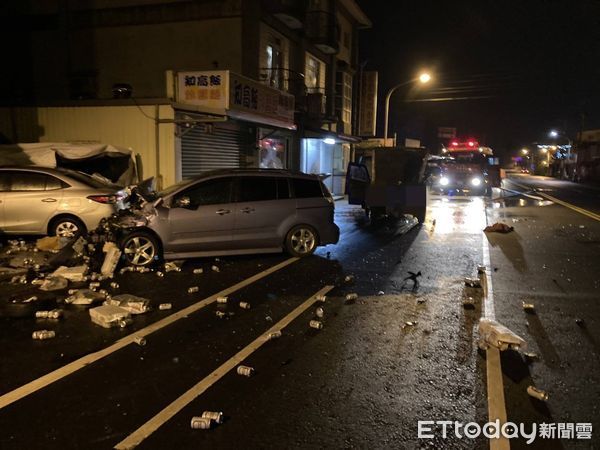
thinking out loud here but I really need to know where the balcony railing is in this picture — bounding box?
[305,10,339,54]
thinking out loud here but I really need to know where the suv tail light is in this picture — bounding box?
[87,194,117,204]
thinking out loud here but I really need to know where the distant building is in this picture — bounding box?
[574,129,600,182]
[0,0,371,192]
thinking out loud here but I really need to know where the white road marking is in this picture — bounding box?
[482,229,510,450]
[114,285,335,450]
[508,179,600,222]
[0,257,299,410]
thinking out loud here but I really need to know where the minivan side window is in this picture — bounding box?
[238,177,277,202]
[176,177,233,207]
[292,178,323,198]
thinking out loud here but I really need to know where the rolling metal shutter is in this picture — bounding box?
[181,121,253,178]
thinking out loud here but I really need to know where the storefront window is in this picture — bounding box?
[259,129,288,169]
[301,138,345,195]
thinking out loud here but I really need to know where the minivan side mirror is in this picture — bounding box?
[174,196,191,208]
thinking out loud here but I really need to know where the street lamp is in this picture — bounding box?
[383,72,432,142]
[521,148,529,155]
[549,130,559,138]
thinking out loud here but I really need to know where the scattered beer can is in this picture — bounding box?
[344,275,355,283]
[345,293,358,301]
[118,318,133,328]
[315,307,324,318]
[35,309,63,319]
[216,296,228,304]
[463,297,476,309]
[68,289,79,295]
[215,311,226,319]
[134,336,147,346]
[32,330,56,340]
[156,271,164,278]
[89,281,100,289]
[239,302,251,310]
[211,265,220,273]
[315,294,327,302]
[309,320,323,330]
[159,303,172,310]
[464,277,482,288]
[201,411,223,424]
[193,268,204,274]
[190,417,212,430]
[237,365,255,377]
[522,302,536,313]
[404,321,417,327]
[477,265,487,274]
[110,282,119,289]
[268,330,282,340]
[188,286,199,294]
[527,386,549,401]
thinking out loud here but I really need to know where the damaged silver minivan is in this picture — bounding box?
[111,169,339,266]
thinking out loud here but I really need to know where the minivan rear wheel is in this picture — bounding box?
[285,225,318,257]
[122,232,161,266]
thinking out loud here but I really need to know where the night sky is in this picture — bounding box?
[357,0,600,161]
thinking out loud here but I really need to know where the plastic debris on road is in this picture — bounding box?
[237,365,255,377]
[478,318,527,351]
[36,236,68,251]
[110,294,151,314]
[89,304,131,328]
[51,265,88,282]
[100,242,121,278]
[527,386,549,401]
[483,223,514,233]
[65,289,105,305]
[464,277,482,288]
[39,276,68,291]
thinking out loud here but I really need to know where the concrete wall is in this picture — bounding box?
[0,105,177,187]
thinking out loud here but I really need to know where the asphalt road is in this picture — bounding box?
[0,172,598,449]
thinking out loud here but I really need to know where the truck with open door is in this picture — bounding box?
[345,146,429,222]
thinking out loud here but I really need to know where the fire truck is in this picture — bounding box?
[433,139,502,196]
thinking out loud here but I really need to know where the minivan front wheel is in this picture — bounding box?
[285,225,318,257]
[122,232,160,266]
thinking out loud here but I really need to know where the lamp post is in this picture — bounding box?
[548,129,573,179]
[383,73,431,143]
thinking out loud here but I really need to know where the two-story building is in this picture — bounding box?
[0,0,371,192]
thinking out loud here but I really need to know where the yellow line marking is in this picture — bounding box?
[114,285,335,450]
[509,179,600,222]
[0,257,299,410]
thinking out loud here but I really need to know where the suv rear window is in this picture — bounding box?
[292,178,323,198]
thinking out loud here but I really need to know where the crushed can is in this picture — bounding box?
[201,411,223,424]
[215,311,226,319]
[193,268,204,274]
[190,417,212,430]
[159,303,172,310]
[156,271,164,278]
[239,302,251,310]
[309,320,323,330]
[237,365,255,377]
[216,296,228,304]
[134,337,147,346]
[345,293,358,301]
[110,282,119,289]
[268,330,282,340]
[522,302,535,313]
[211,265,220,273]
[315,307,324,318]
[527,386,549,401]
[32,330,56,340]
[188,286,199,294]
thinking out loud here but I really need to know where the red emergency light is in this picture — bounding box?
[451,141,459,146]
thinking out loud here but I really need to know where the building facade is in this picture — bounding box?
[0,0,371,192]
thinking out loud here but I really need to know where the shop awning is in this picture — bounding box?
[302,128,362,144]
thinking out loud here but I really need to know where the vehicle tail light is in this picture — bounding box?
[87,194,117,204]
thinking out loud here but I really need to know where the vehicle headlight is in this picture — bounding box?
[440,177,450,186]
[471,177,482,186]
